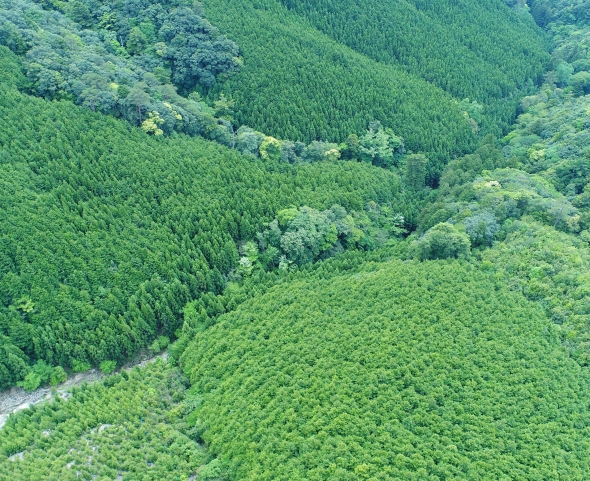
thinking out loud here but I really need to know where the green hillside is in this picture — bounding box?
[181,259,590,480]
[0,0,549,177]
[276,0,548,129]
[0,360,219,481]
[3,2,590,481]
[202,0,548,153]
[201,0,477,170]
[0,48,412,390]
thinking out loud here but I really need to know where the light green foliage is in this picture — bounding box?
[141,111,165,136]
[17,360,54,392]
[323,148,340,161]
[179,241,413,341]
[99,361,116,375]
[0,361,220,481]
[237,241,259,277]
[181,260,590,479]
[482,220,590,366]
[275,207,300,227]
[50,366,67,386]
[149,336,170,355]
[17,372,42,392]
[258,204,405,267]
[200,459,223,480]
[358,121,405,168]
[409,222,471,260]
[72,360,91,373]
[259,136,282,161]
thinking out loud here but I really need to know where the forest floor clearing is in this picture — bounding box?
[0,351,168,430]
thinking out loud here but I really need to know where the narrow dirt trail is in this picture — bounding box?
[0,352,168,430]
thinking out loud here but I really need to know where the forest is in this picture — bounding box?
[1,0,550,178]
[181,260,590,480]
[1,0,590,479]
[0,359,224,480]
[271,0,549,132]
[0,46,416,390]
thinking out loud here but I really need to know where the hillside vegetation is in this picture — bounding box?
[200,0,477,172]
[3,1,590,481]
[202,0,547,151]
[0,47,413,390]
[411,1,590,366]
[181,260,590,480]
[275,0,548,132]
[0,0,549,177]
[0,360,223,481]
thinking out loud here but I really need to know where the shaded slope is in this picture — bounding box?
[182,259,590,480]
[202,0,476,169]
[277,0,547,103]
[202,0,548,158]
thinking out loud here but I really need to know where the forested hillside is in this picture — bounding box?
[0,359,223,481]
[201,0,548,170]
[274,0,548,133]
[411,1,590,366]
[181,260,590,480]
[0,47,417,390]
[0,0,550,178]
[3,1,590,480]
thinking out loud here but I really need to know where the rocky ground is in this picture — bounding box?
[0,351,168,430]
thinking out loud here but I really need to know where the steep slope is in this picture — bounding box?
[0,360,219,481]
[202,0,477,170]
[277,0,547,103]
[202,0,548,156]
[181,259,590,480]
[0,48,409,389]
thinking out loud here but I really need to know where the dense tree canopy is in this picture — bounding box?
[196,0,552,177]
[2,3,590,481]
[0,0,241,142]
[0,360,225,481]
[275,0,549,134]
[200,0,480,175]
[0,49,415,389]
[181,260,590,480]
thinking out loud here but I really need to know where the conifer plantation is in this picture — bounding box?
[1,0,590,479]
